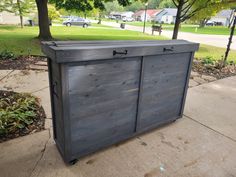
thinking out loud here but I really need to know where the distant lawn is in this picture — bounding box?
[0,24,235,62]
[0,24,166,55]
[125,22,233,35]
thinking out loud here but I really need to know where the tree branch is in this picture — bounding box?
[182,0,197,12]
[172,0,178,7]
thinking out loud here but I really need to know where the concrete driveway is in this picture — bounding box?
[99,21,236,49]
[0,68,236,177]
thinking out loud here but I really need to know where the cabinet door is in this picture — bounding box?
[68,58,141,156]
[137,53,192,131]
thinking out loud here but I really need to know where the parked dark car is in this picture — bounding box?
[63,17,91,27]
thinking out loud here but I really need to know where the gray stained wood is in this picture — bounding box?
[68,58,141,155]
[137,53,191,130]
[42,40,199,164]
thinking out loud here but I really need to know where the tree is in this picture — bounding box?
[148,0,161,9]
[124,1,144,12]
[104,0,124,15]
[191,2,236,27]
[172,0,236,39]
[35,0,52,40]
[9,0,36,28]
[159,0,175,8]
[48,4,60,22]
[0,0,12,12]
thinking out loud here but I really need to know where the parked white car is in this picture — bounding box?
[122,17,134,22]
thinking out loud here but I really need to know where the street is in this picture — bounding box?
[99,20,236,49]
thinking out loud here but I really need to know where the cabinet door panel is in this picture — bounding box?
[137,53,191,130]
[68,58,141,156]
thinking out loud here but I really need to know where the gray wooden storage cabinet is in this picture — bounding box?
[42,40,199,164]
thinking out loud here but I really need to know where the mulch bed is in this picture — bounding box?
[0,90,46,143]
[192,59,236,79]
[0,55,47,70]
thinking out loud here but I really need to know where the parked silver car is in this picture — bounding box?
[63,17,91,27]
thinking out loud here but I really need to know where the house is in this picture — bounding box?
[210,10,234,26]
[133,9,162,22]
[109,11,134,20]
[155,8,177,24]
[121,11,134,18]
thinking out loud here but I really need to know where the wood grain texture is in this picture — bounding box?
[68,58,141,157]
[137,53,191,130]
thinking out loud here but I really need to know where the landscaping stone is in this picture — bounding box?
[29,64,48,71]
[193,77,208,84]
[201,75,217,82]
[35,61,47,66]
[188,79,199,88]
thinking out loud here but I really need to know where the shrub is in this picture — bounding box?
[0,50,16,60]
[0,91,40,135]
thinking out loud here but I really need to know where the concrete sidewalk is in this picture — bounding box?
[0,70,236,177]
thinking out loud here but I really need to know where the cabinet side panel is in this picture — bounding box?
[50,60,65,156]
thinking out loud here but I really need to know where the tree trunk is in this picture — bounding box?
[35,0,52,40]
[17,0,23,28]
[172,0,184,39]
[199,19,206,28]
[20,15,23,28]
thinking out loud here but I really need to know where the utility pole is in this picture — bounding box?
[143,3,148,33]
[224,9,236,66]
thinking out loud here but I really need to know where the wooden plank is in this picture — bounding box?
[71,106,136,140]
[68,58,140,74]
[141,87,184,109]
[70,87,138,108]
[68,70,139,92]
[70,95,138,119]
[143,75,187,90]
[140,94,183,116]
[138,105,181,130]
[143,54,189,74]
[71,122,135,155]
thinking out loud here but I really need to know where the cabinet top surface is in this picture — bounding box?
[42,40,198,51]
[41,40,199,63]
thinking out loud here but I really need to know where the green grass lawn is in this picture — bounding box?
[0,24,166,56]
[125,22,234,35]
[0,24,235,61]
[196,44,236,61]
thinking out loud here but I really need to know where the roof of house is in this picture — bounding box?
[215,10,234,18]
[133,9,162,17]
[161,8,177,16]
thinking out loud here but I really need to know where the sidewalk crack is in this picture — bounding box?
[28,129,51,177]
[31,86,49,94]
[0,70,15,81]
[184,114,236,143]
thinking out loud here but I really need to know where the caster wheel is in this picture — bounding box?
[69,159,78,165]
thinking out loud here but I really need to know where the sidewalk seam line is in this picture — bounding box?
[28,129,51,177]
[31,86,49,94]
[0,70,15,81]
[184,114,236,143]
